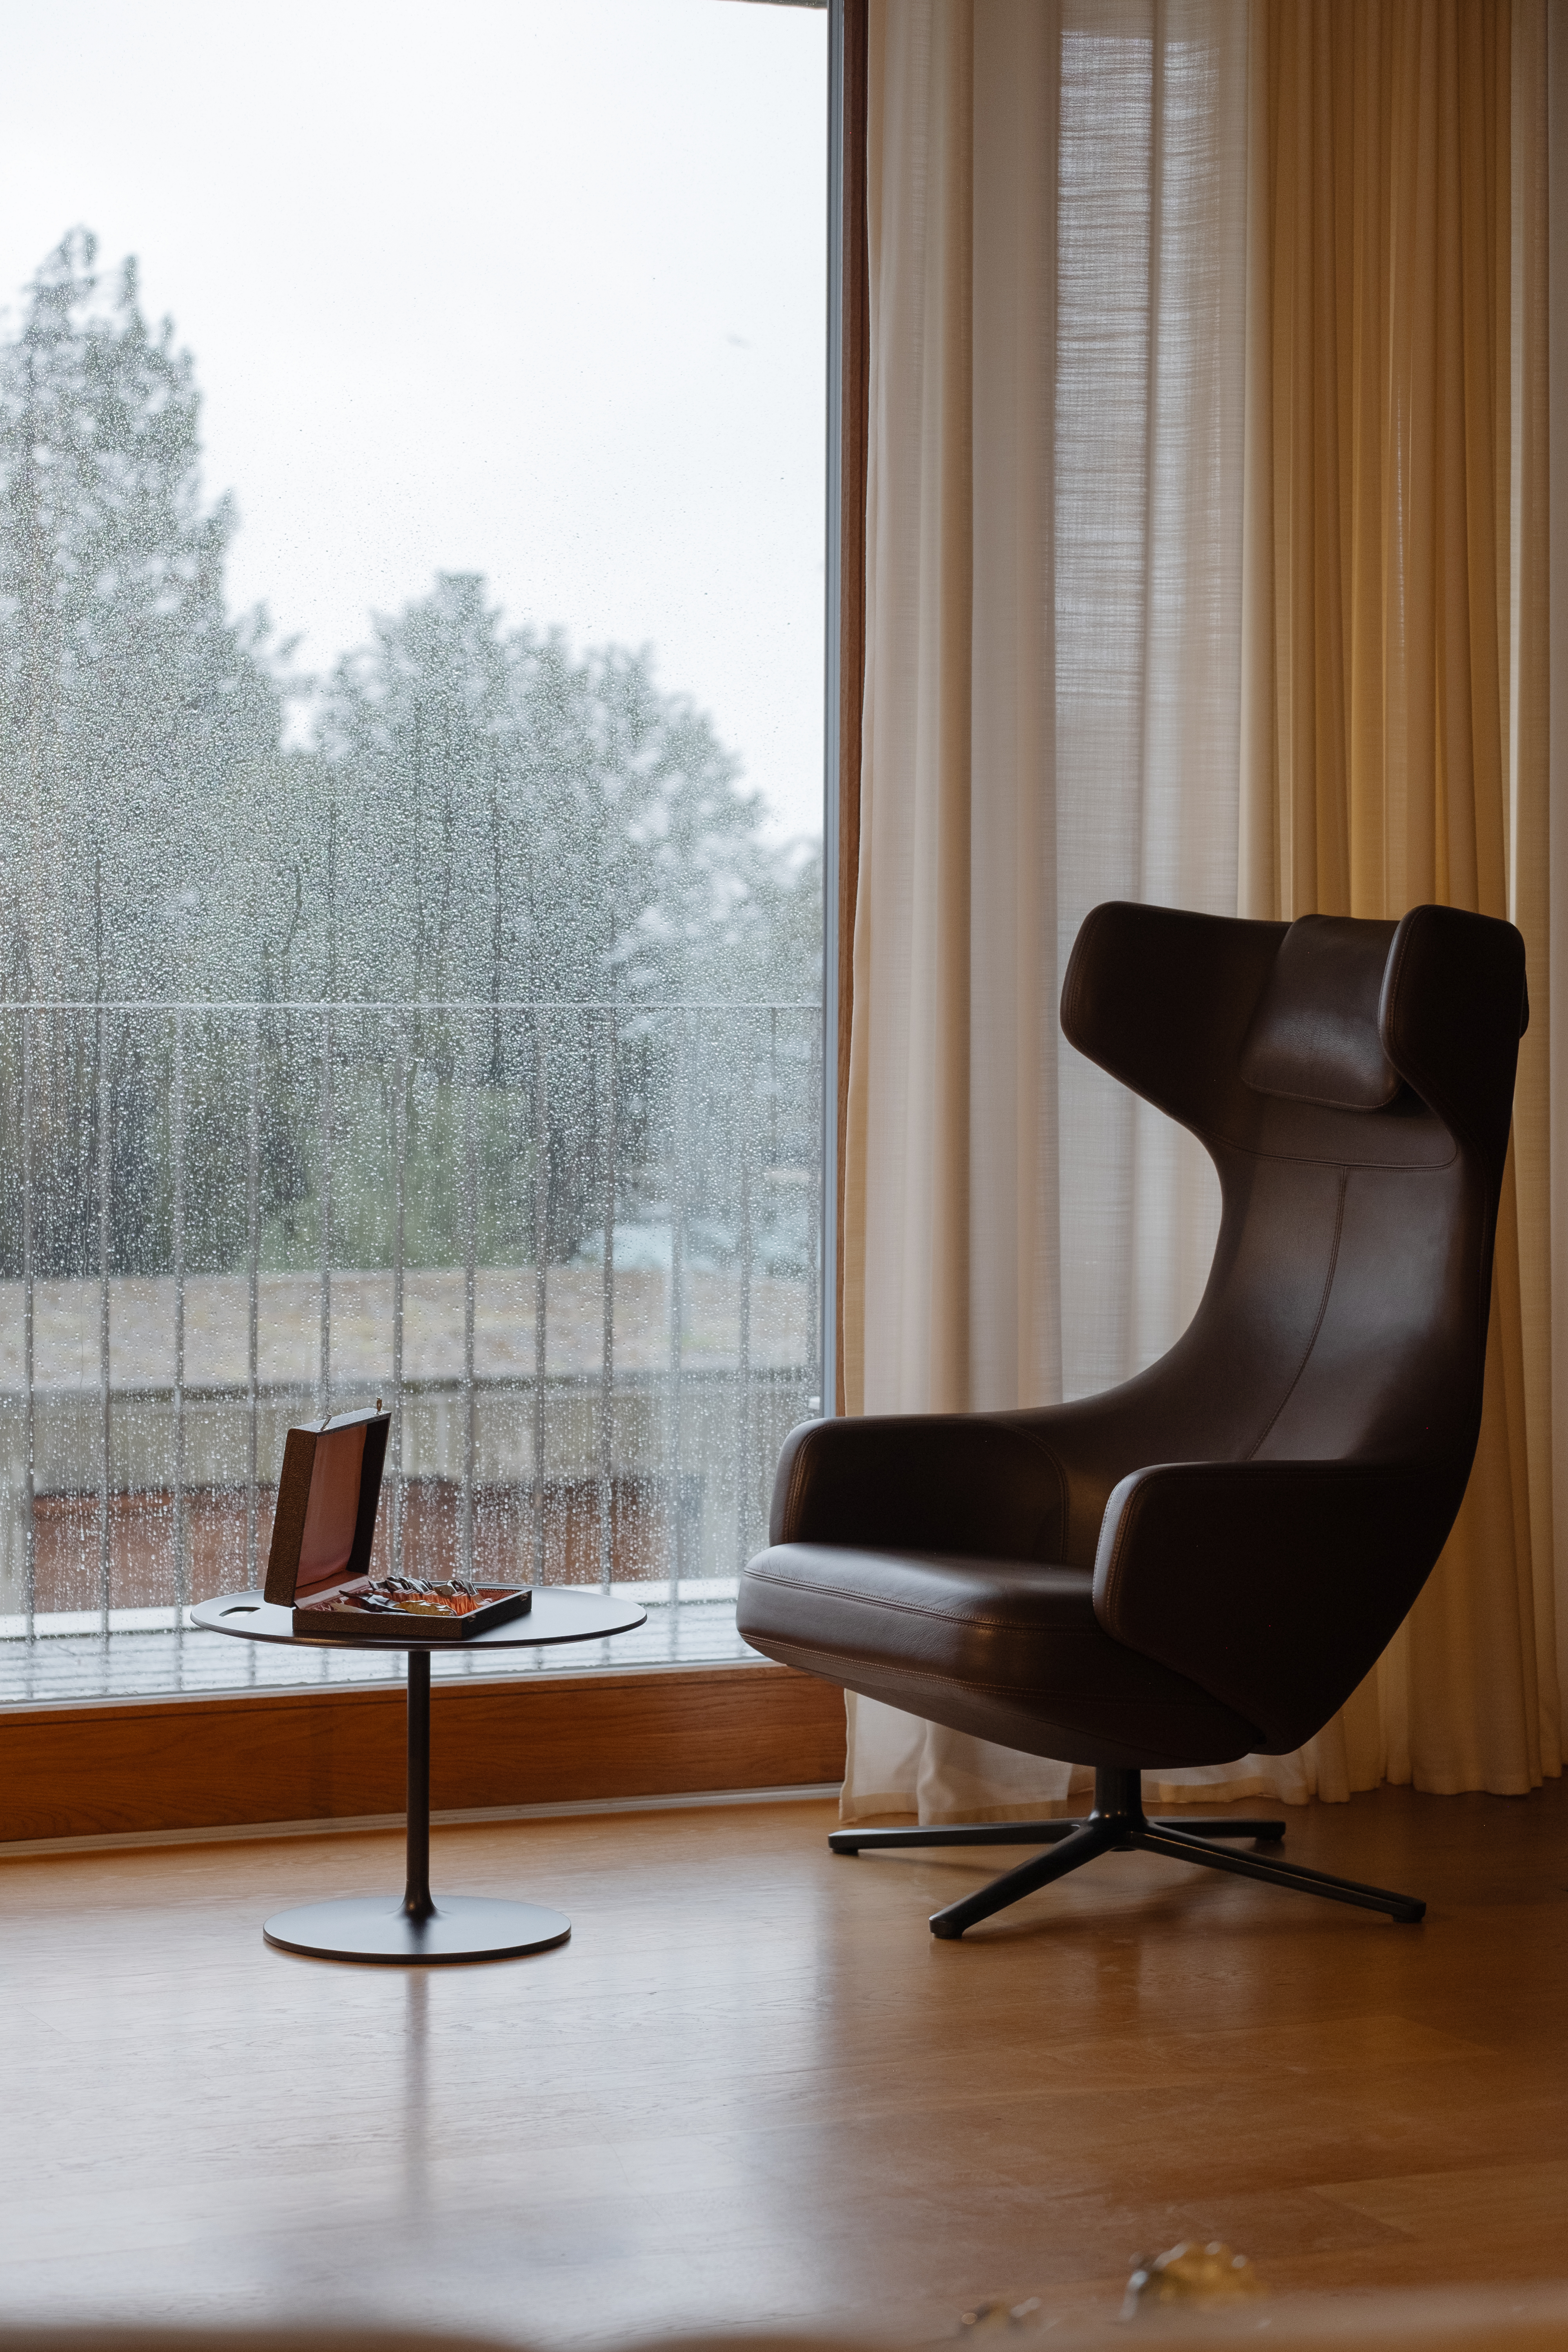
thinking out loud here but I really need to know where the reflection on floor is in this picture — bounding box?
[4,1782,1566,2347]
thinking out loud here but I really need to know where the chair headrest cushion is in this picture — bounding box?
[1239,915,1402,1111]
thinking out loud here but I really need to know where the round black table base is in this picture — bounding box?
[263,1895,572,1965]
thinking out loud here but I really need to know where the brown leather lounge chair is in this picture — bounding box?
[737,901,1528,1936]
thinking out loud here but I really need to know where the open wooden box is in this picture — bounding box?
[263,1404,531,1639]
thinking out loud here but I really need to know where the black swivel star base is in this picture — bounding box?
[828,1764,1425,1935]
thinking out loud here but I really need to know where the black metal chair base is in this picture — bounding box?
[828,1766,1425,1935]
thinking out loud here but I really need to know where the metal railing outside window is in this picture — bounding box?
[0,996,821,1701]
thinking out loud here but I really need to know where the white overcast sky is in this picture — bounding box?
[0,0,828,842]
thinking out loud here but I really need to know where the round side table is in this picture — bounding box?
[190,1587,647,1965]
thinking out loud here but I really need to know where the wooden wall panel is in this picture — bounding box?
[0,1664,846,1844]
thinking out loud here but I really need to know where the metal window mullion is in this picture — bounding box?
[599,1008,617,1593]
[532,1013,549,1584]
[667,1010,689,1642]
[245,1010,261,1591]
[462,1024,478,1585]
[806,1007,822,1406]
[392,1019,408,1579]
[736,1010,755,1573]
[20,1006,35,1639]
[96,1005,112,1632]
[171,1009,188,1628]
[15,996,817,1011]
[819,0,847,1423]
[318,1007,334,1423]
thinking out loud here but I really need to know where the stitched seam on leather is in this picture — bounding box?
[1381,913,1499,1168]
[781,1441,813,1539]
[745,1558,1077,1635]
[1033,1437,1068,1543]
[1100,1490,1145,1642]
[1380,916,1423,1100]
[754,1637,1234,1713]
[1059,909,1101,1043]
[1207,1130,1456,1172]
[1381,910,1415,1041]
[1245,1165,1348,1461]
[1244,1080,1400,1113]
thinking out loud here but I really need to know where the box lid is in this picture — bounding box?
[263,1405,392,1607]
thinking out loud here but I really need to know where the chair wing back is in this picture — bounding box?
[1058,901,1527,1483]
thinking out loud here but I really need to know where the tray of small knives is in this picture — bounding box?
[293,1573,534,1640]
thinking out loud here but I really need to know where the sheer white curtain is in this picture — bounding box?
[842,0,1258,1820]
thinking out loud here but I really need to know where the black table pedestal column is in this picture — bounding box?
[403,1649,435,1924]
[261,1648,574,1966]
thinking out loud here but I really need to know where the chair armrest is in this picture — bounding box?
[768,1415,1067,1563]
[1092,1459,1463,1753]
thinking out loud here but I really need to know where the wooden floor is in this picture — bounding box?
[4,1780,1568,2345]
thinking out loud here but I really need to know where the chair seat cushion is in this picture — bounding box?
[738,1543,1268,1770]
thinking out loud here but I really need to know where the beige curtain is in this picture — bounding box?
[841,0,1561,1824]
[1241,0,1559,1795]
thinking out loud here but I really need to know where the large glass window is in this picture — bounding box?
[0,0,828,1699]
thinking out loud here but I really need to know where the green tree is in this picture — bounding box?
[0,231,820,1279]
[312,572,812,1011]
[0,227,289,1003]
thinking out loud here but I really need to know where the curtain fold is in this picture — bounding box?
[841,0,1560,1825]
[1246,0,1557,1797]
